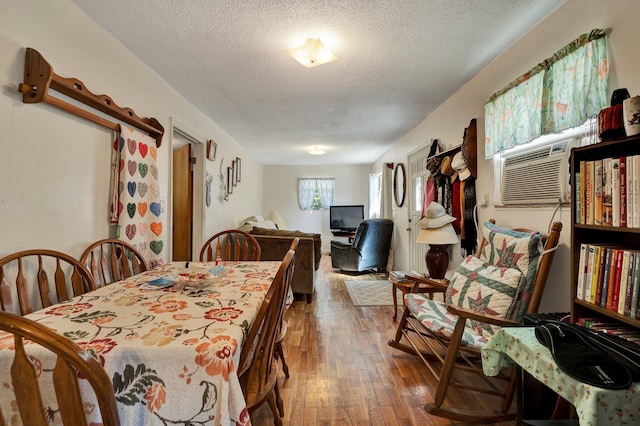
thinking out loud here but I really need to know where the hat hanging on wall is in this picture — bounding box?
[440,155,458,182]
[451,151,471,181]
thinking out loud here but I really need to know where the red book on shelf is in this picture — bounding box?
[605,248,619,310]
[610,248,625,312]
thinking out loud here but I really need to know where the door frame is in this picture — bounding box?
[169,119,205,261]
[407,145,432,273]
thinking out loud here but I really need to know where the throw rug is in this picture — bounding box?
[344,280,401,306]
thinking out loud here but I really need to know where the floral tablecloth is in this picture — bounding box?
[0,261,282,426]
[482,327,640,425]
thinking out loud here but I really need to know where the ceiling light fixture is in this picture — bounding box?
[307,146,327,155]
[286,38,338,68]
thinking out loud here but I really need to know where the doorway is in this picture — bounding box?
[171,126,205,262]
[407,145,432,273]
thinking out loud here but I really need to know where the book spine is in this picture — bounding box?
[575,171,581,225]
[602,157,613,226]
[611,249,624,311]
[595,245,607,305]
[624,252,636,316]
[626,155,634,228]
[612,157,621,227]
[620,156,627,227]
[606,248,619,310]
[632,253,640,319]
[580,160,586,225]
[590,245,601,303]
[585,245,595,302]
[594,159,603,225]
[617,250,631,314]
[576,243,588,300]
[585,160,595,225]
[634,155,640,228]
[599,247,612,308]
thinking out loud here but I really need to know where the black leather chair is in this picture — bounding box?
[330,219,394,273]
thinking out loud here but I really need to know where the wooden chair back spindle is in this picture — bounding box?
[79,239,149,288]
[0,250,96,316]
[199,229,261,262]
[0,311,120,425]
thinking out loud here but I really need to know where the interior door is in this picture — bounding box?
[172,144,193,261]
[408,145,432,273]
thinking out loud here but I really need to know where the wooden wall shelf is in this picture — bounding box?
[18,48,164,147]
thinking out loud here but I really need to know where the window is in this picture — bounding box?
[369,171,382,218]
[298,178,335,210]
[485,29,608,159]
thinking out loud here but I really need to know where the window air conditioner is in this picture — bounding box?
[501,138,578,205]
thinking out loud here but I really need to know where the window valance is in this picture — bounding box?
[484,29,608,158]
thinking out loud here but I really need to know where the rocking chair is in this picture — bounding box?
[388,220,562,423]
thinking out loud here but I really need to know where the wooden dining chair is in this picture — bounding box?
[79,238,149,287]
[238,249,295,425]
[0,311,120,426]
[388,220,562,423]
[0,249,96,316]
[199,229,262,262]
[274,238,300,379]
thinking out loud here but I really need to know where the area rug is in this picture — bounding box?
[344,280,401,306]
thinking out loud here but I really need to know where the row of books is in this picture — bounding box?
[576,155,640,227]
[576,244,640,319]
[577,317,640,345]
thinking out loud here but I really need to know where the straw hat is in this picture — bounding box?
[417,202,456,229]
[451,151,471,181]
[439,155,458,182]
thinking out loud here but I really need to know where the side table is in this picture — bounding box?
[389,271,449,321]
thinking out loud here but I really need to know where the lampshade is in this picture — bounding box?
[416,223,458,245]
[286,38,338,68]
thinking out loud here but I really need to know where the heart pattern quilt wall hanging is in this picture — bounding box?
[110,126,165,267]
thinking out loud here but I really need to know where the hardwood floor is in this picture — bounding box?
[250,255,518,425]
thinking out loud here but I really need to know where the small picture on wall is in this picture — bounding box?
[232,160,237,186]
[207,140,217,161]
[227,167,233,194]
[235,157,241,183]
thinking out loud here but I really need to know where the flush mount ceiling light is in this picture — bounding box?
[306,146,327,155]
[286,38,338,68]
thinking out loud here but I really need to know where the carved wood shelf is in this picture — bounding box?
[18,48,164,147]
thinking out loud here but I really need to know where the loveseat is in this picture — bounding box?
[238,216,320,303]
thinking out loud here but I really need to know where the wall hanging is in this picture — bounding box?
[18,48,164,146]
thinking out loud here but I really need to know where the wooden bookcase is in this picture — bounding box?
[570,135,640,329]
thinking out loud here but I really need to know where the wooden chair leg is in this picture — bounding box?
[267,389,283,426]
[275,341,290,379]
[275,379,284,417]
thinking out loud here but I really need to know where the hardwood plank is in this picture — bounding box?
[250,255,517,425]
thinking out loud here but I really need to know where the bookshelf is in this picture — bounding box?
[571,135,640,332]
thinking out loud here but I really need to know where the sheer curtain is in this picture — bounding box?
[485,29,608,158]
[298,177,334,210]
[369,171,382,218]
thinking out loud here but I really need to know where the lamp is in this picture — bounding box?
[286,38,338,68]
[416,224,459,279]
[416,202,459,279]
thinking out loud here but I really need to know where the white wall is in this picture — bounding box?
[374,0,640,313]
[0,0,263,260]
[262,165,370,253]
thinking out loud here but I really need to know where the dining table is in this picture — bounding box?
[0,260,282,426]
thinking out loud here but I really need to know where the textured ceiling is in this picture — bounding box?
[69,0,563,165]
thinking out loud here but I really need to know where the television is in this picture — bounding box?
[330,205,364,232]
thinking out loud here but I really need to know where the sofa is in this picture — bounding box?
[238,216,320,303]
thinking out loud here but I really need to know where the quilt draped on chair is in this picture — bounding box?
[110,126,165,267]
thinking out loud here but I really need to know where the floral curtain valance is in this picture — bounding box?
[484,29,608,158]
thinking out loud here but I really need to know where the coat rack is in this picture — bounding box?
[17,48,164,147]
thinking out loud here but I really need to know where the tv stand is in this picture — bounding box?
[331,230,356,242]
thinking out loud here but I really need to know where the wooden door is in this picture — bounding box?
[408,145,432,273]
[172,144,193,261]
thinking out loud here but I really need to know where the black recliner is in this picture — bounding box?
[330,218,394,273]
